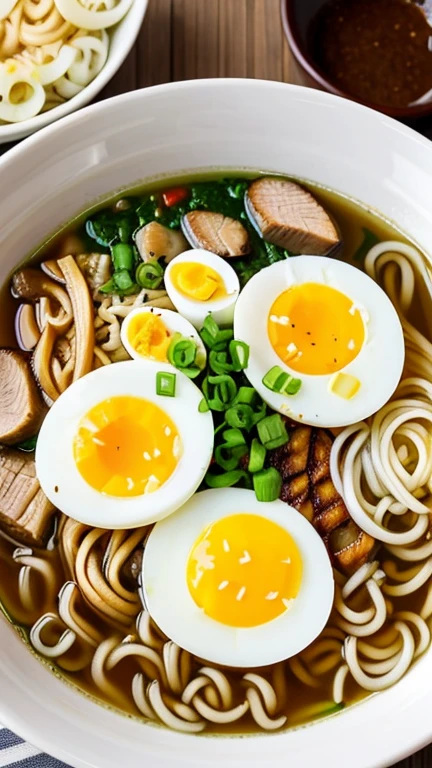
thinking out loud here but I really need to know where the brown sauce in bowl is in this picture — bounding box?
[310,0,432,108]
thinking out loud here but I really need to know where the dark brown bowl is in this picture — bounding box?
[281,0,432,121]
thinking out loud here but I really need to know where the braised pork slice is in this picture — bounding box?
[245,177,340,255]
[270,422,375,572]
[0,349,44,445]
[0,447,55,547]
[182,211,251,257]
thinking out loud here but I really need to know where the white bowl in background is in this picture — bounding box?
[0,79,432,768]
[0,0,148,144]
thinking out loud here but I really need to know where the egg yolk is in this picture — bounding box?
[73,396,181,497]
[268,282,365,375]
[170,262,227,302]
[186,513,302,628]
[127,312,171,361]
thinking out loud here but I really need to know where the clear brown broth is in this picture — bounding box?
[0,174,429,733]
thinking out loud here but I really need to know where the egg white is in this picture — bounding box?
[234,256,405,428]
[164,248,240,329]
[120,306,207,368]
[141,487,334,668]
[35,361,214,529]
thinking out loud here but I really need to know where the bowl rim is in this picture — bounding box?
[280,0,432,119]
[1,78,432,768]
[0,0,148,144]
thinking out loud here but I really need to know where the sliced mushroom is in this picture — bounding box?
[32,324,61,403]
[58,255,94,381]
[329,521,376,573]
[245,177,341,255]
[12,268,73,335]
[135,221,188,263]
[41,260,66,284]
[182,211,250,258]
[15,304,41,352]
[0,349,44,444]
[0,447,56,548]
[121,547,144,590]
[76,252,112,295]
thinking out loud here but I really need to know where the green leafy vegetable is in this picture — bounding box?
[353,228,380,262]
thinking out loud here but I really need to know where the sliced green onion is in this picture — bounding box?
[113,269,135,291]
[200,316,234,350]
[178,366,201,379]
[201,315,219,344]
[215,442,248,471]
[156,371,176,397]
[204,374,238,411]
[136,261,164,289]
[251,400,268,425]
[205,469,251,489]
[222,428,246,447]
[248,438,266,473]
[209,350,233,375]
[253,467,282,502]
[111,243,134,272]
[229,340,250,371]
[234,386,257,405]
[263,366,302,396]
[257,413,288,450]
[225,404,253,430]
[168,334,197,368]
[198,397,209,413]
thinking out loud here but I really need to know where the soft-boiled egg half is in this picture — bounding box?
[234,256,404,428]
[120,306,207,370]
[164,249,240,329]
[142,487,334,667]
[36,361,214,528]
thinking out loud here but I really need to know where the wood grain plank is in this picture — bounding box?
[247,0,290,81]
[218,0,248,77]
[138,0,172,87]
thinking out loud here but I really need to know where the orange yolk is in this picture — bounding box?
[186,513,302,628]
[268,282,365,375]
[73,396,180,497]
[127,312,171,361]
[170,262,227,302]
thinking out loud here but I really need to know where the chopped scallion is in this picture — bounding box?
[136,260,164,290]
[111,243,134,272]
[248,438,266,473]
[209,350,233,375]
[156,371,176,397]
[234,386,257,405]
[229,340,250,371]
[225,403,253,430]
[253,467,282,502]
[205,469,252,489]
[263,366,302,396]
[215,442,248,471]
[168,334,197,368]
[257,413,288,450]
[198,397,209,413]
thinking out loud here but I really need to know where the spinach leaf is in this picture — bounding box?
[353,227,380,262]
[86,206,138,248]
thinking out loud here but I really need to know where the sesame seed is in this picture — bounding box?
[218,581,229,591]
[143,451,151,461]
[127,478,134,491]
[223,539,230,552]
[164,426,171,437]
[173,436,181,458]
[153,448,161,458]
[92,437,105,446]
[265,591,279,600]
[239,550,251,564]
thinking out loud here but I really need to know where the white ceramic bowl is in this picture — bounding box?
[1,80,432,768]
[0,0,148,144]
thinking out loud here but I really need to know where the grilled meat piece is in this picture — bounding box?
[0,447,55,547]
[270,421,375,572]
[182,210,251,257]
[245,177,341,255]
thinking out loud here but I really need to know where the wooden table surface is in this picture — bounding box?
[2,0,432,765]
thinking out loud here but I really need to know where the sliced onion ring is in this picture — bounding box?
[37,44,78,85]
[53,0,134,30]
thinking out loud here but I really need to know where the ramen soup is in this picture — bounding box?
[0,173,432,735]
